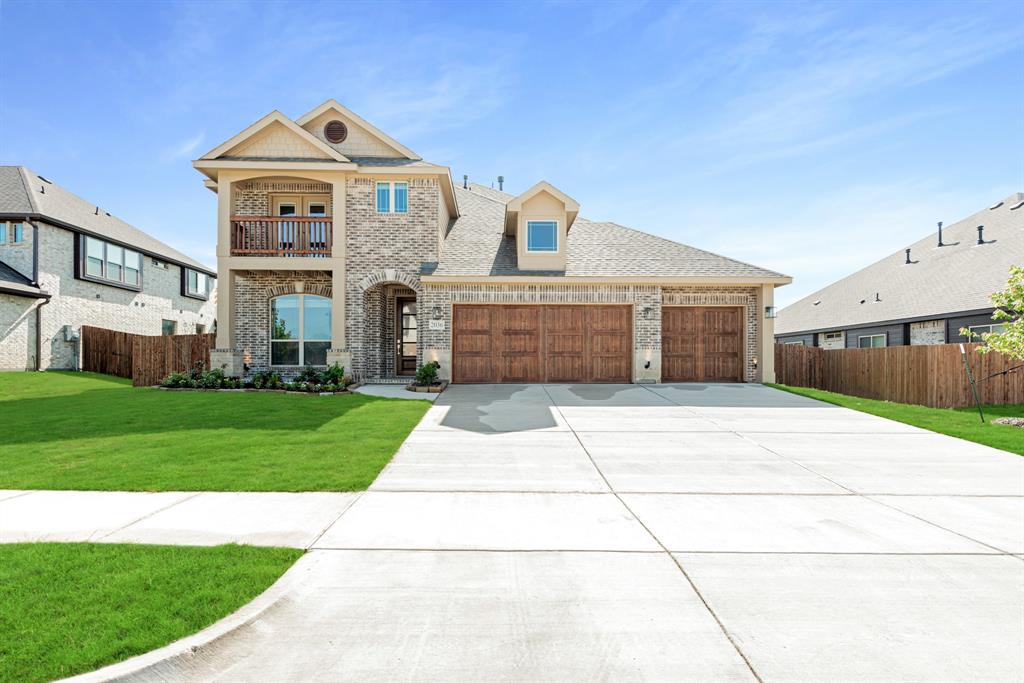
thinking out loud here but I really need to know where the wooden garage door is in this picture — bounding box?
[662,306,743,382]
[452,305,631,383]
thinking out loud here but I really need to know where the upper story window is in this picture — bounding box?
[376,182,409,214]
[78,235,142,291]
[183,268,210,300]
[0,222,24,245]
[526,220,558,252]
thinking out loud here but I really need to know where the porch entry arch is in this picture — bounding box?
[356,271,421,380]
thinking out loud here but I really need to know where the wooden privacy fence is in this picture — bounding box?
[775,343,1024,408]
[81,326,216,387]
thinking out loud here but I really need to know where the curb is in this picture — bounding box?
[61,552,315,682]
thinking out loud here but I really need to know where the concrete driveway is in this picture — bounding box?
[84,384,1023,682]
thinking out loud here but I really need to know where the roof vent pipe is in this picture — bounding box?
[498,175,504,191]
[977,225,985,244]
[937,221,944,247]
[905,248,912,264]
[875,292,881,302]
[463,174,468,189]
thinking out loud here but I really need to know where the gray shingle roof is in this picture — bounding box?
[775,192,1024,335]
[0,166,214,275]
[434,184,787,279]
[0,258,47,298]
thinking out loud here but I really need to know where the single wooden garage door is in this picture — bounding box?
[662,306,743,382]
[452,305,632,383]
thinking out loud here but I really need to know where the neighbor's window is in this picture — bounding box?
[0,222,24,244]
[375,182,409,214]
[526,220,558,252]
[785,341,805,346]
[858,334,886,348]
[823,332,842,341]
[270,294,331,366]
[277,203,297,217]
[968,324,1007,336]
[196,324,206,334]
[79,235,142,290]
[307,202,327,217]
[183,268,209,300]
[161,319,177,336]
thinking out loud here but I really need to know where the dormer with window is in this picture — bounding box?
[504,181,580,271]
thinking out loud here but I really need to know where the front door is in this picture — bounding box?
[396,297,417,375]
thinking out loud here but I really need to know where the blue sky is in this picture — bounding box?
[1,0,1021,306]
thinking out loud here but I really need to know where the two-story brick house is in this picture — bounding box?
[0,166,217,371]
[196,100,790,384]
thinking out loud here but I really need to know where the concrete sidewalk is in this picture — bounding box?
[0,491,357,548]
[9,383,1023,682]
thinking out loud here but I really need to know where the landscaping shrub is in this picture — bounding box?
[415,361,440,386]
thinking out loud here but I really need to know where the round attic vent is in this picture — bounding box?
[324,120,348,144]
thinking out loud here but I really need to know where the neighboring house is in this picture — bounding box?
[776,194,1024,348]
[0,166,217,371]
[195,100,789,384]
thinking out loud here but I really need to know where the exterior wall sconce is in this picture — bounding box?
[764,306,777,319]
[644,360,651,369]
[752,357,759,369]
[431,305,443,319]
[641,305,654,319]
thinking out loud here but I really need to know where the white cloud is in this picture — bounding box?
[161,132,205,162]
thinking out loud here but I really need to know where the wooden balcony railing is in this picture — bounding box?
[230,216,333,257]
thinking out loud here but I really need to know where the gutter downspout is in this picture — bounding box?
[29,219,48,371]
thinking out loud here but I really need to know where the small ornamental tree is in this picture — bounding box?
[961,265,1024,360]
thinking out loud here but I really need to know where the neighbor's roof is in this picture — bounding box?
[775,192,1024,335]
[0,166,215,276]
[0,258,48,299]
[434,184,788,279]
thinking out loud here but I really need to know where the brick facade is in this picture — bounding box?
[0,221,216,371]
[910,319,946,345]
[224,178,766,383]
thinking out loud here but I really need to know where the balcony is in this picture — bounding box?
[230,216,333,258]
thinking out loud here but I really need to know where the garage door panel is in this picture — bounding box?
[662,306,742,383]
[453,304,632,383]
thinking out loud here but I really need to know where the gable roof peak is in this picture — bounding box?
[198,110,350,162]
[295,99,421,160]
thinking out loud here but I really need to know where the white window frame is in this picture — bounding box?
[785,341,805,346]
[858,333,887,348]
[184,268,209,300]
[269,294,332,367]
[526,220,559,252]
[79,235,143,291]
[375,181,408,214]
[823,332,842,341]
[968,324,1007,336]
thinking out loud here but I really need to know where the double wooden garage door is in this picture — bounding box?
[452,305,632,383]
[662,306,744,382]
[451,304,743,383]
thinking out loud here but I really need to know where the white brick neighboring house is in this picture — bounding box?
[0,166,217,371]
[196,100,790,384]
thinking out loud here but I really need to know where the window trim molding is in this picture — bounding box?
[269,293,332,367]
[526,220,559,252]
[181,267,210,301]
[74,233,143,292]
[375,181,409,214]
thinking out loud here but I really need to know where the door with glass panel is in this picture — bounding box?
[396,297,417,375]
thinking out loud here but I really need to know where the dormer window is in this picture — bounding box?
[527,221,558,252]
[376,181,409,214]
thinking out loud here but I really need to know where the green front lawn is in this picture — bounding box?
[0,542,301,683]
[0,372,430,491]
[769,384,1024,455]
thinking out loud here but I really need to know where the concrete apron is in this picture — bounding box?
[38,383,1024,682]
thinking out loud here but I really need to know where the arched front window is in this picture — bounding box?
[270,294,331,366]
